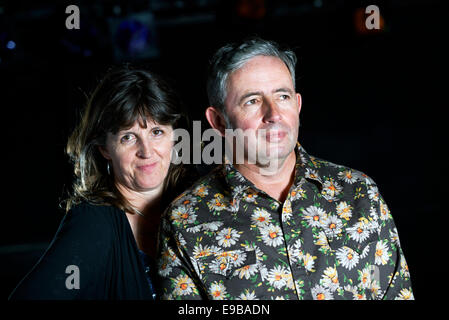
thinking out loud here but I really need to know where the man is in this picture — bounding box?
[156,38,413,300]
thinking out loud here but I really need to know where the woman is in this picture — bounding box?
[9,65,193,300]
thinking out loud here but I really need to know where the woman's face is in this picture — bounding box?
[100,118,174,194]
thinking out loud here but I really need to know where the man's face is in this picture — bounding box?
[223,55,301,166]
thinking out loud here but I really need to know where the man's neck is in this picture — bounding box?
[234,151,297,202]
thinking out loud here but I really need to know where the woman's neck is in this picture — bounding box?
[117,183,165,258]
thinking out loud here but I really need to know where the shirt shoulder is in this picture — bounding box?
[163,165,230,228]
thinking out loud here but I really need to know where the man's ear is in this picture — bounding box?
[296,93,302,113]
[205,106,227,136]
[98,145,111,160]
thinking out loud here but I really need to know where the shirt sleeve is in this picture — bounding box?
[156,210,205,300]
[8,204,112,300]
[375,194,414,300]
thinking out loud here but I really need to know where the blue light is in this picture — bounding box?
[6,40,16,50]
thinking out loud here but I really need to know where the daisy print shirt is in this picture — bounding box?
[156,144,413,300]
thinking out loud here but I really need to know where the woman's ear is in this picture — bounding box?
[98,145,111,160]
[205,106,227,136]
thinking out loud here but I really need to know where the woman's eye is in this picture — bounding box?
[120,134,135,143]
[152,128,164,136]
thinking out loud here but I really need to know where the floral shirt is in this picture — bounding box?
[156,144,413,300]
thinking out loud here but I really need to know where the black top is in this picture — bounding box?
[9,202,154,300]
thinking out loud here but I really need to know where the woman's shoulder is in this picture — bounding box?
[66,201,125,227]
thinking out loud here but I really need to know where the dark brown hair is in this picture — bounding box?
[65,64,190,213]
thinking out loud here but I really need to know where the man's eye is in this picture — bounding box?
[244,98,258,106]
[280,94,290,100]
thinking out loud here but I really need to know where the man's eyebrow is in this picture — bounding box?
[273,87,294,94]
[238,91,263,105]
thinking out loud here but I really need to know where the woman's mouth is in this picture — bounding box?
[137,162,157,173]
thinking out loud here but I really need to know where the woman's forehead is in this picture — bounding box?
[118,117,170,131]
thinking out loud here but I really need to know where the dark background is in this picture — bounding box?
[0,0,444,301]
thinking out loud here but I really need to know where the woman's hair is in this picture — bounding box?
[65,64,190,213]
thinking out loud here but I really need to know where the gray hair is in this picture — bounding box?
[206,37,297,114]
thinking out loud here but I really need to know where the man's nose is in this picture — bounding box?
[136,139,153,159]
[262,98,282,123]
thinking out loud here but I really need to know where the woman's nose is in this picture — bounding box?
[136,139,153,159]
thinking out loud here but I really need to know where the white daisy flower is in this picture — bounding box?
[290,186,307,201]
[321,267,340,292]
[354,172,374,185]
[369,206,379,221]
[336,201,353,220]
[367,185,380,202]
[209,258,231,275]
[227,198,240,213]
[323,215,343,238]
[202,221,224,232]
[216,227,240,247]
[259,264,269,282]
[267,265,289,290]
[237,290,259,300]
[305,168,321,182]
[243,191,258,203]
[379,200,391,221]
[186,225,202,233]
[234,262,259,280]
[193,244,212,259]
[311,284,334,300]
[302,205,328,228]
[336,247,360,270]
[174,195,198,208]
[400,255,410,278]
[170,206,197,225]
[338,169,358,184]
[287,239,303,264]
[358,266,374,289]
[193,184,209,197]
[231,185,247,197]
[227,250,247,268]
[209,281,227,300]
[395,288,414,300]
[389,227,401,247]
[374,241,390,265]
[314,230,332,254]
[260,224,284,247]
[302,252,317,272]
[369,281,383,299]
[360,243,371,259]
[347,221,371,243]
[321,178,342,201]
[282,200,292,222]
[158,247,180,277]
[207,193,227,211]
[251,208,272,227]
[173,274,197,296]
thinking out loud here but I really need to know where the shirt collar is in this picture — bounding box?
[222,142,324,200]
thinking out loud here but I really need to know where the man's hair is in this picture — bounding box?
[206,37,297,113]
